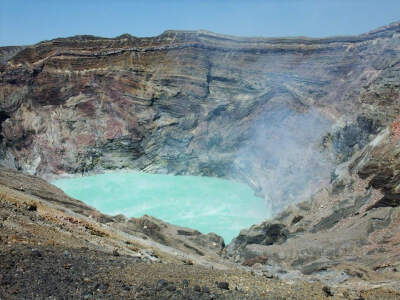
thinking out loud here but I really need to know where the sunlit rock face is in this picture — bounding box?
[1,22,400,211]
[226,116,400,283]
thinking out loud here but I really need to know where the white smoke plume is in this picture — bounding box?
[232,105,334,213]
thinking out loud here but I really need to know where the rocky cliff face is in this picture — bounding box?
[226,123,400,288]
[1,23,400,211]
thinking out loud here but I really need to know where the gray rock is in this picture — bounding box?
[31,249,42,258]
[227,222,288,257]
[217,282,229,290]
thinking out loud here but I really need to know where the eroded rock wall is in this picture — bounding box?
[226,118,400,287]
[1,23,400,211]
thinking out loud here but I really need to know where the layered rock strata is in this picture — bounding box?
[1,22,400,209]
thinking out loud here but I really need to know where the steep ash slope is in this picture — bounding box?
[1,22,400,210]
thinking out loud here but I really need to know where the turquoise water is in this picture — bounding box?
[53,171,270,242]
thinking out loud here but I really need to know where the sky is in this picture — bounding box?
[1,0,399,46]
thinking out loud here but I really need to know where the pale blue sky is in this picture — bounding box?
[1,0,399,46]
